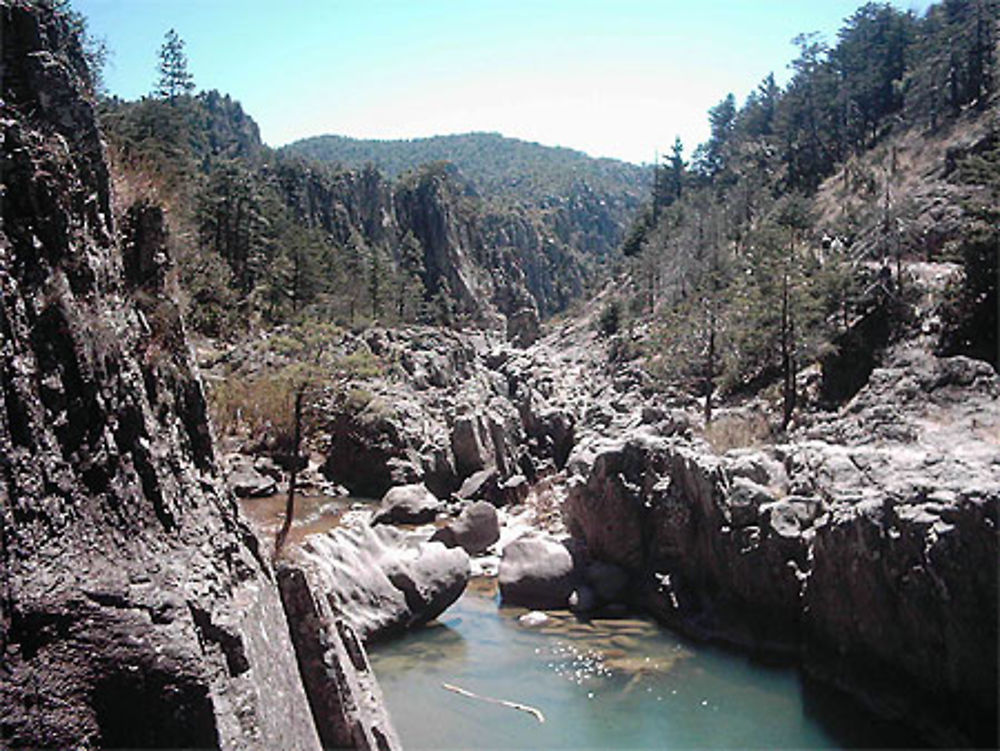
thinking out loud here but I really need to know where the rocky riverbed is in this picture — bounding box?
[221,280,997,747]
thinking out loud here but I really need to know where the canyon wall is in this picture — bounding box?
[0,4,396,748]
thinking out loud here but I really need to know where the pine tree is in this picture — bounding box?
[155,29,194,100]
[395,231,427,321]
[694,94,737,178]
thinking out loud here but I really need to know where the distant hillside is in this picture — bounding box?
[281,132,651,318]
[282,132,649,205]
[98,92,638,332]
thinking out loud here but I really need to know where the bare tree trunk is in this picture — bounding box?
[781,271,794,431]
[274,388,305,560]
[787,310,797,425]
[704,304,716,425]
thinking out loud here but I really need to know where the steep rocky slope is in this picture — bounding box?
[103,102,644,337]
[271,158,595,326]
[564,349,998,746]
[0,4,396,748]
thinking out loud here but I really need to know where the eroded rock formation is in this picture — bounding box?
[287,524,470,643]
[564,350,999,746]
[0,5,396,748]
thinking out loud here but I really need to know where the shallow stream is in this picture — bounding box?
[369,578,917,750]
[239,493,359,546]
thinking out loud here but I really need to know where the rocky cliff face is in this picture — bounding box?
[564,349,999,747]
[274,159,599,328]
[393,167,507,327]
[0,4,395,748]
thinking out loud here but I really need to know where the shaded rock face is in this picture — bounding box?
[0,6,383,749]
[804,493,997,746]
[393,169,503,328]
[506,306,540,348]
[566,433,805,648]
[277,567,400,751]
[565,351,999,746]
[819,305,890,405]
[291,524,470,643]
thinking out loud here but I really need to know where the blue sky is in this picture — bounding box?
[76,0,934,164]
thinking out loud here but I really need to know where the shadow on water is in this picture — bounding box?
[801,677,930,750]
[371,620,469,676]
[640,628,930,749]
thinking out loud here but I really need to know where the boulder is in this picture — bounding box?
[455,468,500,502]
[506,307,540,348]
[372,483,443,525]
[498,534,577,609]
[431,501,500,554]
[322,398,425,499]
[225,453,278,498]
[567,432,810,648]
[519,611,550,628]
[291,523,470,643]
[451,415,489,477]
[586,561,630,604]
[381,541,470,627]
[519,397,576,468]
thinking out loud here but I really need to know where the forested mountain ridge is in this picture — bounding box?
[283,132,651,310]
[98,96,632,335]
[283,132,649,207]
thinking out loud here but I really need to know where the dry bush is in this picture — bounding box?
[208,374,300,455]
[702,411,772,453]
[107,143,172,221]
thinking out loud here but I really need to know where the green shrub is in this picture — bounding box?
[598,300,622,336]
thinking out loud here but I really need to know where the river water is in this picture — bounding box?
[239,493,359,546]
[237,495,917,748]
[369,578,918,750]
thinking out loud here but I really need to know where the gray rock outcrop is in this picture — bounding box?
[564,350,999,746]
[372,483,443,525]
[225,453,279,498]
[431,500,501,554]
[314,327,531,500]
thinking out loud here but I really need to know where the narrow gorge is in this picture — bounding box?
[2,1,997,749]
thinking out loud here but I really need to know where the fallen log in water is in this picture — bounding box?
[442,682,546,723]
